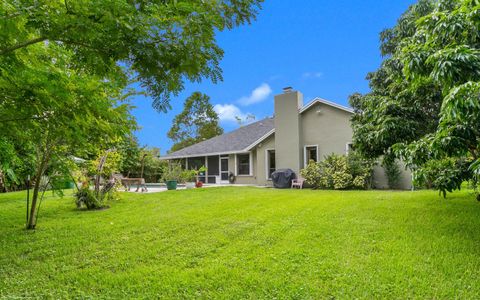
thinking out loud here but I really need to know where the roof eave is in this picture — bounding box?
[159,150,251,160]
[300,97,354,114]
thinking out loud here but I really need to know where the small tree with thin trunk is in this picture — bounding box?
[0,43,135,229]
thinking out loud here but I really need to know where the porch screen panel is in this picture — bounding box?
[187,157,204,170]
[207,156,219,175]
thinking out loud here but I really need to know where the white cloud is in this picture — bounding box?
[214,104,256,124]
[237,83,272,106]
[302,72,323,79]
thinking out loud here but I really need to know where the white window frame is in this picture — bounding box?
[303,145,319,168]
[264,148,275,180]
[235,152,252,176]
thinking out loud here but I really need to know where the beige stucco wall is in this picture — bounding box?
[255,134,276,186]
[372,160,412,190]
[228,153,257,185]
[274,91,303,175]
[300,102,353,165]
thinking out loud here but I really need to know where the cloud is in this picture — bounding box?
[302,72,323,79]
[214,104,256,124]
[237,83,272,106]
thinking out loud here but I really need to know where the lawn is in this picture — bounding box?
[2,187,480,298]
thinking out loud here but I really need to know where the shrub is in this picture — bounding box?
[300,152,374,190]
[180,169,197,183]
[382,156,402,189]
[75,185,102,209]
[414,158,471,197]
[300,160,322,188]
[161,162,183,182]
[346,151,375,189]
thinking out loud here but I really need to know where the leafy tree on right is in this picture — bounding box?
[350,0,480,197]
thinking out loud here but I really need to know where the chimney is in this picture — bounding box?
[274,88,303,175]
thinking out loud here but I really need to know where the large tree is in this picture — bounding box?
[349,0,440,159]
[1,0,262,111]
[168,92,223,152]
[351,0,480,197]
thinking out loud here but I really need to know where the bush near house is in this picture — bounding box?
[301,152,374,190]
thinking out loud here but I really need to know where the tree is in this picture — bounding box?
[349,0,440,159]
[351,0,480,197]
[0,42,135,229]
[168,92,223,152]
[119,142,167,183]
[1,0,262,112]
[117,135,142,177]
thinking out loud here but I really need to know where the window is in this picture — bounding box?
[237,154,250,175]
[346,143,354,154]
[304,145,318,166]
[266,150,276,179]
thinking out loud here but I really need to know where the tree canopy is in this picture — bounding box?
[1,0,262,111]
[168,92,223,152]
[350,0,480,196]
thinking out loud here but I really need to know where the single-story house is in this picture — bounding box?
[161,88,412,189]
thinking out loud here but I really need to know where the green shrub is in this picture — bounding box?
[382,157,402,189]
[75,186,102,209]
[300,152,374,190]
[300,160,322,188]
[180,169,197,183]
[414,158,471,197]
[161,162,183,182]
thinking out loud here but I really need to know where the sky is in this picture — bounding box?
[131,0,417,154]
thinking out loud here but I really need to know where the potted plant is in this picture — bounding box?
[161,163,182,190]
[181,169,197,189]
[194,166,207,188]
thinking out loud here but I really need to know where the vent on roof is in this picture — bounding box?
[283,86,293,93]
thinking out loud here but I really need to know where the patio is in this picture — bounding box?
[127,183,267,193]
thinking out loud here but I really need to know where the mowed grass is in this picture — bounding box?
[2,187,480,299]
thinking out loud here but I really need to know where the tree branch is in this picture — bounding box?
[0,36,48,55]
[0,115,49,123]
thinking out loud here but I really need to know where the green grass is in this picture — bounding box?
[2,187,480,298]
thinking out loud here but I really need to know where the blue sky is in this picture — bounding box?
[132,0,416,154]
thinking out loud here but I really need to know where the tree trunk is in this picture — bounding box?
[94,150,110,198]
[0,170,7,193]
[26,151,49,230]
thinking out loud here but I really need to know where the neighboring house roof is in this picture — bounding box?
[300,97,354,114]
[161,98,354,159]
[161,117,275,159]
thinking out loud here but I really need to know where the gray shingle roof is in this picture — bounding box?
[162,117,274,159]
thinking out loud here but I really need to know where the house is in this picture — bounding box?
[161,88,412,189]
